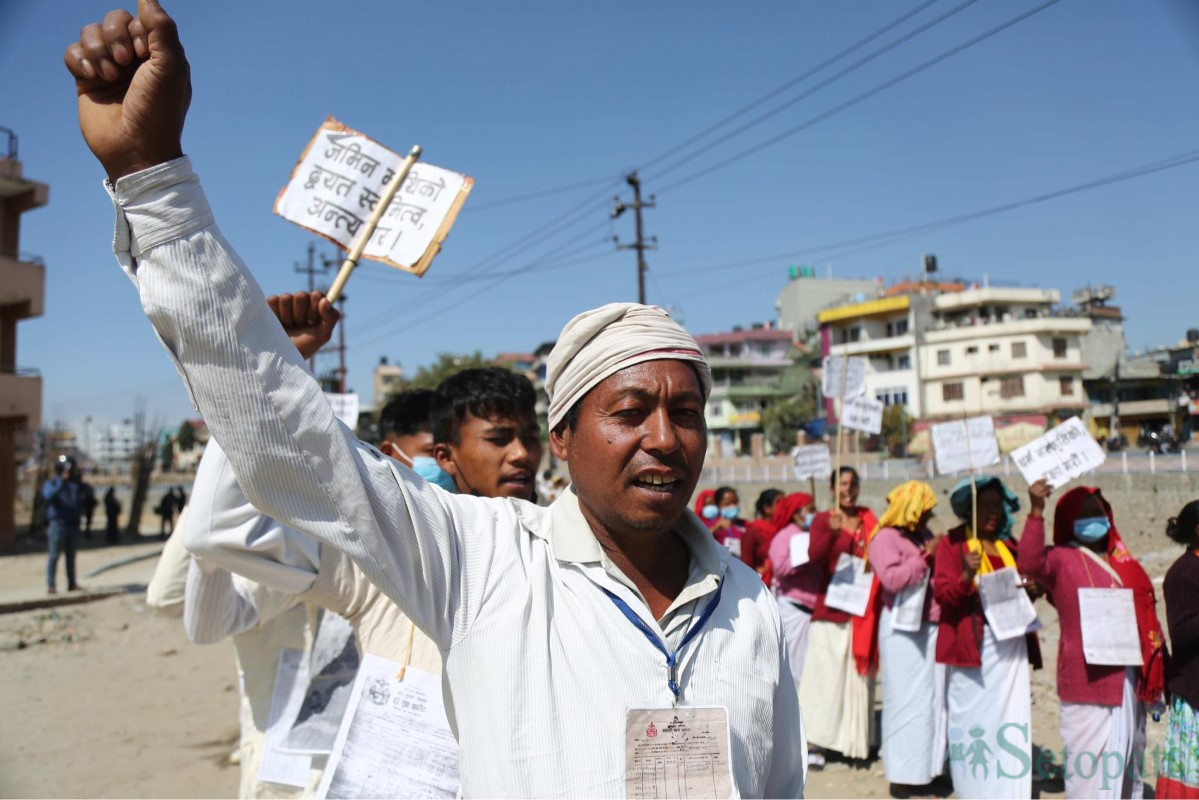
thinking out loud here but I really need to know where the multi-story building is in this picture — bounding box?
[775,268,881,340]
[372,356,403,408]
[694,324,795,456]
[0,128,47,549]
[818,281,1092,436]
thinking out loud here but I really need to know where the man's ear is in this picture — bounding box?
[433,443,457,477]
[549,424,569,462]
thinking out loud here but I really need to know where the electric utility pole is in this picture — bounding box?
[611,171,656,304]
[295,243,330,372]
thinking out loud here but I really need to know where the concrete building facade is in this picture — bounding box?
[0,128,47,549]
[694,325,795,456]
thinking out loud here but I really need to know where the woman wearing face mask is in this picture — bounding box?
[699,486,746,558]
[767,492,819,689]
[934,476,1041,799]
[866,481,946,797]
[1019,482,1166,799]
[799,466,879,766]
[1158,500,1199,800]
[740,488,784,583]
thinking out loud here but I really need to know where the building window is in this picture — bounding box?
[1053,338,1068,358]
[1060,378,1074,396]
[966,345,979,355]
[877,388,909,406]
[988,343,1000,352]
[897,354,912,370]
[1000,376,1026,398]
[937,349,951,366]
[1012,341,1027,359]
[943,383,964,402]
[895,319,909,335]
[709,401,723,416]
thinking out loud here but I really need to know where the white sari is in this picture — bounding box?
[879,606,947,785]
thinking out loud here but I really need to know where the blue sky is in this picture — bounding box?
[2,0,1197,435]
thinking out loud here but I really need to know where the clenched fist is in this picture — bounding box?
[267,291,341,361]
[64,0,190,183]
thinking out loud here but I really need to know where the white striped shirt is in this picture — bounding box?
[109,158,806,798]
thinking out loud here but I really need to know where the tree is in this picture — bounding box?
[404,352,504,391]
[176,420,196,452]
[761,353,821,453]
[880,404,915,457]
[159,436,174,473]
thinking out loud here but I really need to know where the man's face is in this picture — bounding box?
[386,430,435,466]
[551,360,707,537]
[435,412,541,501]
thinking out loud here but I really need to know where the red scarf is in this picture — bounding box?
[844,507,882,677]
[1054,487,1167,703]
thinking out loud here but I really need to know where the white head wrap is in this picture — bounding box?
[545,303,712,431]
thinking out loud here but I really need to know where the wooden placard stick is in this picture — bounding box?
[327,145,423,302]
[833,348,849,507]
[962,412,978,541]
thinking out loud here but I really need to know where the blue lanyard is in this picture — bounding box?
[602,581,724,700]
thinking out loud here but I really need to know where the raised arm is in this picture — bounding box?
[64,1,505,650]
[1015,479,1054,586]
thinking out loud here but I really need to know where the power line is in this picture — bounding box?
[644,0,980,182]
[464,175,621,213]
[655,146,1199,288]
[655,0,1064,195]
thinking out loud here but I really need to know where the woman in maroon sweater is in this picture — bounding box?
[1020,483,1166,799]
[933,476,1040,799]
[1158,500,1199,799]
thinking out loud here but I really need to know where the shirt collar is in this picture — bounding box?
[548,485,727,578]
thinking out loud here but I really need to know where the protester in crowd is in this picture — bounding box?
[376,389,435,469]
[768,491,818,691]
[1158,500,1199,799]
[430,368,541,499]
[103,486,121,543]
[78,474,98,536]
[866,480,946,798]
[740,487,783,580]
[42,455,83,594]
[799,466,879,766]
[700,485,746,557]
[66,7,806,791]
[1020,482,1166,799]
[156,489,176,539]
[934,475,1040,799]
[173,485,187,510]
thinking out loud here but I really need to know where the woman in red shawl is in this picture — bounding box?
[797,466,880,765]
[1018,482,1166,799]
[740,488,784,583]
[766,491,818,690]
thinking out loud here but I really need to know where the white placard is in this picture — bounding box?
[822,355,867,399]
[842,395,884,435]
[281,613,359,755]
[317,654,460,799]
[275,118,473,276]
[258,649,315,788]
[789,533,811,568]
[977,568,1038,641]
[1011,417,1106,489]
[791,445,832,481]
[325,393,360,431]
[824,553,874,617]
[931,416,1001,476]
[1078,588,1143,666]
[891,571,929,633]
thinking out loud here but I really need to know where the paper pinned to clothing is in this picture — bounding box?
[891,571,929,633]
[258,648,315,788]
[325,393,360,431]
[822,355,867,399]
[842,395,884,435]
[281,612,360,755]
[931,416,1001,476]
[275,117,473,277]
[1078,588,1143,666]
[977,568,1038,641]
[1011,417,1106,489]
[789,533,811,567]
[824,553,874,617]
[317,653,459,800]
[791,445,832,481]
[625,706,733,800]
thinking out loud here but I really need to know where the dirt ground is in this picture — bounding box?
[0,516,1183,799]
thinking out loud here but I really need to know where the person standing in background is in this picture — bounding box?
[1156,500,1199,799]
[42,456,83,594]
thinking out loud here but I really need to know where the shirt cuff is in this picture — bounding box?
[107,156,214,259]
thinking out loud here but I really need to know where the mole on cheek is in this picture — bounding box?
[606,439,613,445]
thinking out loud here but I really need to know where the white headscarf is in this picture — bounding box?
[544,303,712,430]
